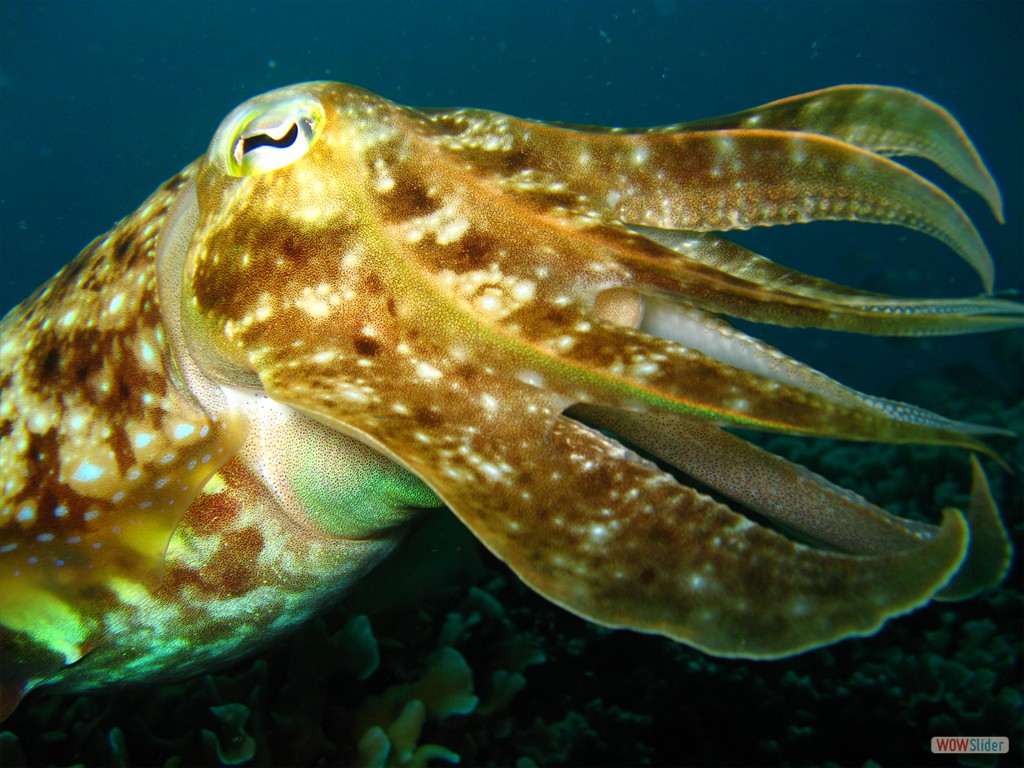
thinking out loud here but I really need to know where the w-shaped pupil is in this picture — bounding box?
[242,122,299,154]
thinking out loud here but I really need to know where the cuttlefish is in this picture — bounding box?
[1,82,1019,720]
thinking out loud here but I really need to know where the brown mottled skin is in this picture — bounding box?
[0,82,1018,720]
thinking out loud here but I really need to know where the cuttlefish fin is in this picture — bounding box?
[0,175,249,704]
[262,362,968,658]
[0,680,29,723]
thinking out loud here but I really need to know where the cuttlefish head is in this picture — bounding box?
[169,82,1012,657]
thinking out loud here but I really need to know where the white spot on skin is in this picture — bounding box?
[16,506,35,523]
[478,463,505,480]
[73,462,105,482]
[790,139,807,167]
[173,423,195,440]
[553,335,575,352]
[789,599,810,616]
[108,293,125,314]
[415,361,443,381]
[373,158,395,193]
[631,361,660,377]
[510,280,535,303]
[436,217,470,245]
[135,433,154,449]
[516,370,545,389]
[295,287,332,319]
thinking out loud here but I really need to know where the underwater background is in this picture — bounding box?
[0,0,1021,766]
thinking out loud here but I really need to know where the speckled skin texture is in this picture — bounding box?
[1,82,1017,719]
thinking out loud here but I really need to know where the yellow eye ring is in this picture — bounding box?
[214,94,325,177]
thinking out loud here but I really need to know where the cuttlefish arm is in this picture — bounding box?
[659,84,1004,222]
[625,226,1024,336]
[570,405,1011,602]
[182,82,1016,656]
[423,85,997,291]
[273,365,975,658]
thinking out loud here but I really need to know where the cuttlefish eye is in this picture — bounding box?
[219,97,325,176]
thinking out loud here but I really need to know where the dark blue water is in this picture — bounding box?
[0,2,1021,766]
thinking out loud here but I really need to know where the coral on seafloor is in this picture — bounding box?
[0,343,1021,767]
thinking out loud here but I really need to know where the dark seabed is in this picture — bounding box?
[0,1,1021,766]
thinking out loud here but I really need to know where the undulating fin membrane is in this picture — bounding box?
[0,171,248,708]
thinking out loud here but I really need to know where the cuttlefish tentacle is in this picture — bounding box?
[662,84,1004,222]
[569,404,1011,601]
[621,226,1024,336]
